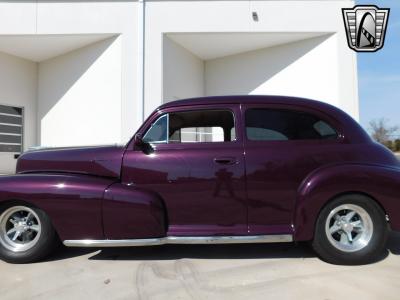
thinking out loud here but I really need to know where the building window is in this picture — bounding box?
[245,108,338,141]
[0,105,23,153]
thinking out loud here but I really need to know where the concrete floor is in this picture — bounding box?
[0,232,399,300]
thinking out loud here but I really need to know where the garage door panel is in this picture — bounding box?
[0,105,23,174]
[0,105,22,115]
[0,114,22,125]
[0,125,21,135]
[0,144,21,153]
[0,134,21,144]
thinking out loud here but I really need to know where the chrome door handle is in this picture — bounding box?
[214,157,238,165]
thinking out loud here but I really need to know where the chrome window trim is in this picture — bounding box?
[142,113,169,144]
[149,109,237,145]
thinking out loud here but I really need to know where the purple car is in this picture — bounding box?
[0,95,399,264]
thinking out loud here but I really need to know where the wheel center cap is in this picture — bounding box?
[342,222,353,232]
[15,222,28,232]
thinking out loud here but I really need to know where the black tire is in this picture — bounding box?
[0,203,59,264]
[312,194,388,265]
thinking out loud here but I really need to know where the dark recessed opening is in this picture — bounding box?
[252,11,259,22]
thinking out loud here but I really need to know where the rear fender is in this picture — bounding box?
[0,174,115,240]
[294,164,400,241]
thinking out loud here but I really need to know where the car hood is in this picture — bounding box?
[16,145,125,178]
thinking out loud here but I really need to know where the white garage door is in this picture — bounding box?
[0,104,23,174]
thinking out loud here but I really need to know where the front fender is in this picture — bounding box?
[0,174,116,240]
[103,183,166,239]
[294,164,400,241]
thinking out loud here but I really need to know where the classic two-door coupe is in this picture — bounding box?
[0,95,399,264]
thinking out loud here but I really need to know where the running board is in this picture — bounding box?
[63,234,293,247]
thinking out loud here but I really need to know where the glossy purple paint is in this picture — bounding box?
[0,174,114,240]
[103,183,166,239]
[122,104,248,237]
[0,95,399,242]
[17,145,125,178]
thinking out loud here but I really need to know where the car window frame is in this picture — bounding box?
[137,104,242,150]
[242,103,344,145]
[142,113,169,144]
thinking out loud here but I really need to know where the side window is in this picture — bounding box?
[143,109,236,144]
[142,114,168,143]
[245,108,338,141]
[169,110,235,143]
[174,127,224,143]
[313,120,337,138]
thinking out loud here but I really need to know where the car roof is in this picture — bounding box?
[159,95,334,112]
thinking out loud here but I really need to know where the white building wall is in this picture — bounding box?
[205,34,340,107]
[250,0,358,118]
[146,0,252,117]
[0,2,36,34]
[35,1,140,142]
[0,52,37,173]
[0,0,359,174]
[146,0,358,119]
[0,0,359,136]
[163,36,205,102]
[38,37,122,147]
[336,27,359,118]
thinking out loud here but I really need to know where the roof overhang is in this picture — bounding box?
[166,32,331,60]
[0,34,117,62]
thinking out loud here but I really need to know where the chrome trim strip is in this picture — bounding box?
[63,234,293,247]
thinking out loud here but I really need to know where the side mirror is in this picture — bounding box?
[133,134,144,148]
[133,134,154,154]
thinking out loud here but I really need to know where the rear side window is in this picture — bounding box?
[245,108,337,141]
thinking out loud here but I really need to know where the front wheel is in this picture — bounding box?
[312,194,388,265]
[0,203,59,263]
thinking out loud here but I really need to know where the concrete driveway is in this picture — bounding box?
[0,232,399,300]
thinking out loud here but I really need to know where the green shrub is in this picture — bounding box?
[395,139,400,152]
[385,140,394,151]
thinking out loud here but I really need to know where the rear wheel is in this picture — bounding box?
[312,194,388,265]
[0,204,58,263]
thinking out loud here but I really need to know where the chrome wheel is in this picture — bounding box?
[325,204,373,253]
[0,206,41,252]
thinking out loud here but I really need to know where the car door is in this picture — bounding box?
[121,104,247,236]
[243,103,342,235]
